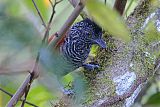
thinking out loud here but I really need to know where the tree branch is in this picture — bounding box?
[95,0,156,106]
[49,0,159,107]
[0,87,38,107]
[68,0,87,19]
[32,0,47,28]
[0,70,29,75]
[20,0,63,107]
[68,0,78,7]
[114,0,127,15]
[48,0,85,49]
[104,0,107,5]
[6,0,62,106]
[97,76,147,107]
[124,0,134,17]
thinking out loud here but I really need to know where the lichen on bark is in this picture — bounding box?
[82,0,160,107]
[54,0,160,107]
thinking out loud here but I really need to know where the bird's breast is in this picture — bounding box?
[61,37,91,68]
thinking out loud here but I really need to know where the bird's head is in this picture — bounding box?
[78,18,106,49]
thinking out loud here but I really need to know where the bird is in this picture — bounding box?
[61,18,106,71]
[40,18,106,77]
[40,18,106,94]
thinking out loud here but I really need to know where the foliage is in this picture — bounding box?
[86,0,131,42]
[146,92,160,105]
[0,0,160,107]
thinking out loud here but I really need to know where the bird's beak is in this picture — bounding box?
[93,39,106,49]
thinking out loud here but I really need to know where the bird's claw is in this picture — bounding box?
[82,63,99,70]
[61,87,74,95]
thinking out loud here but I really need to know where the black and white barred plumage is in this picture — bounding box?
[61,18,106,70]
[40,18,106,77]
[39,19,106,94]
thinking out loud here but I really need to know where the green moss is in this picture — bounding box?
[127,0,152,31]
[95,33,117,70]
[80,32,118,105]
[83,74,115,106]
[82,1,159,106]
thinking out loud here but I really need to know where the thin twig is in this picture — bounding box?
[0,87,38,107]
[32,0,47,28]
[20,0,63,106]
[114,0,127,16]
[48,0,85,49]
[104,0,107,5]
[41,0,63,44]
[2,88,37,107]
[7,0,62,106]
[0,87,13,97]
[21,81,32,107]
[7,74,31,106]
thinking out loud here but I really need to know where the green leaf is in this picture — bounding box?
[62,74,74,85]
[143,21,160,45]
[0,75,27,106]
[86,0,131,42]
[24,0,49,21]
[146,92,160,105]
[22,85,56,107]
[72,72,87,103]
[0,14,40,51]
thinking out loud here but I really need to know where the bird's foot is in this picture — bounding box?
[82,63,99,70]
[61,87,74,95]
[61,82,74,96]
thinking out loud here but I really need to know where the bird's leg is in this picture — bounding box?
[60,81,74,95]
[61,87,74,95]
[82,62,99,70]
